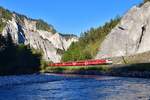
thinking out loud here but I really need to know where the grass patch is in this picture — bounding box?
[44,65,111,73]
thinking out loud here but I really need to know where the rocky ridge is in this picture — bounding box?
[0,12,78,62]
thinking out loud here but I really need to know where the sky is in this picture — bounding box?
[0,0,142,36]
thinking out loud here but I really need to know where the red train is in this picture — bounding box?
[49,59,113,67]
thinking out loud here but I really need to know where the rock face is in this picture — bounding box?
[1,13,78,62]
[96,2,150,59]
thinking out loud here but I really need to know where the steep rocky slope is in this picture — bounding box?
[0,8,78,62]
[96,2,150,59]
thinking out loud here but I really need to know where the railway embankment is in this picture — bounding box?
[44,63,150,78]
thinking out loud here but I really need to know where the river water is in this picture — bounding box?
[0,74,150,100]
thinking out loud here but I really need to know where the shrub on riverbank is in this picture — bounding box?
[0,33,42,75]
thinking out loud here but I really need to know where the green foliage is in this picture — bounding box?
[0,6,56,33]
[40,60,48,71]
[0,33,42,75]
[45,65,110,73]
[0,7,12,33]
[0,19,6,33]
[61,42,92,62]
[57,48,65,55]
[36,19,56,33]
[0,7,12,21]
[59,33,77,40]
[14,13,56,33]
[62,17,120,62]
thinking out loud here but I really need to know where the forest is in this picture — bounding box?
[0,33,42,75]
[61,17,120,62]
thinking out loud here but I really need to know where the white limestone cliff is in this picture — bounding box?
[96,2,150,59]
[1,14,78,62]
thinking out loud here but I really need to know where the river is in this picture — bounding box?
[0,74,150,100]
